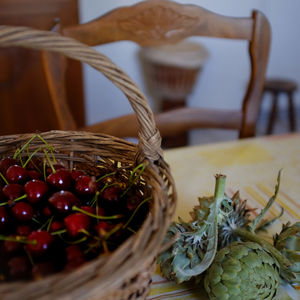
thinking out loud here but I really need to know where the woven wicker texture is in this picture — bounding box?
[0,26,176,300]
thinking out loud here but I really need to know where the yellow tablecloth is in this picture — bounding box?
[148,133,300,300]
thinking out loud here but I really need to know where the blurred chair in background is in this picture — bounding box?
[262,78,298,134]
[42,0,271,147]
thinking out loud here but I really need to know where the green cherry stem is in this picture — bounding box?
[0,194,27,206]
[51,229,67,236]
[0,235,37,245]
[96,172,116,183]
[122,196,151,229]
[72,206,123,220]
[43,149,56,173]
[0,172,8,185]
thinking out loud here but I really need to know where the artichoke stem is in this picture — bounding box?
[233,227,291,268]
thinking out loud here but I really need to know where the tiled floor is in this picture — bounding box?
[188,107,299,146]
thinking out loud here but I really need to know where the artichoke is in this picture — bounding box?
[158,175,254,283]
[273,222,300,287]
[204,241,281,300]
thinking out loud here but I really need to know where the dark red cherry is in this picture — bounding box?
[0,157,18,174]
[43,206,52,217]
[80,205,96,215]
[101,186,124,212]
[64,245,85,270]
[26,230,54,256]
[32,261,57,280]
[0,185,5,202]
[4,236,22,255]
[12,202,34,221]
[0,206,9,231]
[94,221,114,238]
[48,191,80,214]
[25,158,42,171]
[8,256,30,279]
[3,183,24,200]
[47,169,72,190]
[28,170,42,180]
[6,165,29,184]
[46,164,64,175]
[50,220,64,232]
[16,224,32,236]
[24,179,49,204]
[75,175,97,196]
[64,213,90,237]
[71,170,84,181]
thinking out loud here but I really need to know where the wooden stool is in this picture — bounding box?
[263,78,298,134]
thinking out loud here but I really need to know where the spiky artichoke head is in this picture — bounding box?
[273,222,300,287]
[204,241,281,300]
[158,187,253,284]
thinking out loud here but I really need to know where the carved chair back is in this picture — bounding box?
[43,0,271,139]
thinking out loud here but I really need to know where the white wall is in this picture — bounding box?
[78,0,300,127]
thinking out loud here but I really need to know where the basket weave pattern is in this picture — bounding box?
[0,26,176,300]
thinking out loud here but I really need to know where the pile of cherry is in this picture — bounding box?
[0,146,150,282]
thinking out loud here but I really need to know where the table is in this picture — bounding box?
[148,133,300,299]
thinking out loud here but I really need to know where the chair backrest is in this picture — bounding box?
[43,0,271,139]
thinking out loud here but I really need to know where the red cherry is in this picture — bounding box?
[75,175,97,196]
[24,179,49,204]
[47,169,72,189]
[16,224,32,236]
[71,170,84,181]
[12,202,34,221]
[28,170,42,180]
[80,205,96,215]
[6,165,29,184]
[26,230,54,256]
[0,206,9,231]
[4,236,22,255]
[65,245,85,262]
[3,183,24,200]
[43,206,52,217]
[8,256,30,279]
[32,261,57,280]
[94,221,114,238]
[46,164,65,175]
[50,220,64,232]
[101,186,124,212]
[0,157,18,174]
[64,245,85,270]
[64,213,90,237]
[48,191,80,214]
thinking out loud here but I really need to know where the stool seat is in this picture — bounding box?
[262,78,298,134]
[264,78,298,93]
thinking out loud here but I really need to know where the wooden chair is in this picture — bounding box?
[42,0,271,140]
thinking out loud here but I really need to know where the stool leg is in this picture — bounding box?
[267,92,278,135]
[288,91,296,131]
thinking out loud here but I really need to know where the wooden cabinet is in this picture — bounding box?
[0,0,84,135]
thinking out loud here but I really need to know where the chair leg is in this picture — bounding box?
[267,92,278,135]
[288,91,296,131]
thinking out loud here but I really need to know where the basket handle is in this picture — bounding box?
[0,25,163,162]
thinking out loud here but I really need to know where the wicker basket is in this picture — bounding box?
[0,26,176,300]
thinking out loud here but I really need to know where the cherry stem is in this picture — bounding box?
[72,206,123,220]
[96,172,116,183]
[39,215,54,231]
[90,191,100,207]
[43,149,56,174]
[13,135,37,160]
[23,147,42,169]
[0,172,8,185]
[121,163,146,197]
[0,194,27,206]
[122,196,151,229]
[51,229,67,236]
[0,235,37,245]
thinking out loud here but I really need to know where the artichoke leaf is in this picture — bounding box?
[173,174,226,278]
